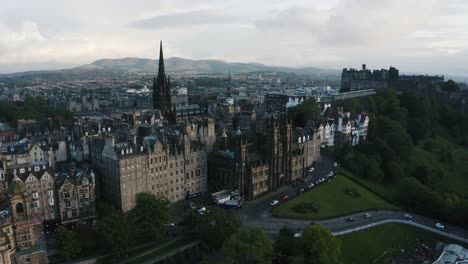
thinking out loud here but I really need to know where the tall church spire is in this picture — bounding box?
[158,40,165,78]
[153,40,174,123]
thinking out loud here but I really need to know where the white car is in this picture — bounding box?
[435,223,444,229]
[294,232,302,238]
[270,200,279,206]
[308,168,315,172]
[334,162,338,167]
[364,213,372,218]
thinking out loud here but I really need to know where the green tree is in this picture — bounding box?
[441,79,460,92]
[383,160,404,183]
[221,227,273,264]
[302,225,342,264]
[130,192,171,240]
[99,205,135,256]
[288,98,320,127]
[58,226,82,260]
[273,226,303,264]
[198,207,241,250]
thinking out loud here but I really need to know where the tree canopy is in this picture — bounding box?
[58,226,82,260]
[221,227,273,264]
[302,225,342,264]
[130,192,171,240]
[288,98,320,127]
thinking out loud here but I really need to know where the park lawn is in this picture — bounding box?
[340,170,397,202]
[272,174,398,220]
[338,223,467,264]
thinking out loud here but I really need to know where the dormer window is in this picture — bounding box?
[20,168,25,173]
[34,166,40,172]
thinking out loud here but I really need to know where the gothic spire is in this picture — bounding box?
[158,40,165,78]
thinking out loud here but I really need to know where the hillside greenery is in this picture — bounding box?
[0,96,72,127]
[333,89,468,227]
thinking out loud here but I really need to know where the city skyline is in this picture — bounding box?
[0,0,467,76]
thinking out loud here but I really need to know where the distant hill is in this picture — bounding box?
[77,57,339,75]
[0,57,339,84]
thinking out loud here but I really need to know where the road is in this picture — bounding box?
[171,152,468,243]
[240,153,468,243]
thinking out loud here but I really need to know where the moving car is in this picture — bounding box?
[364,213,372,218]
[404,213,413,220]
[308,167,315,172]
[281,195,289,201]
[270,200,279,206]
[435,223,444,229]
[346,217,355,222]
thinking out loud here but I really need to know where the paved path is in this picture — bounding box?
[119,237,181,264]
[140,241,200,264]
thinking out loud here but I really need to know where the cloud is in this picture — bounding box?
[128,10,243,29]
[255,7,329,32]
[0,0,467,76]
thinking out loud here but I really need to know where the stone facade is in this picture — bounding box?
[56,168,96,224]
[209,114,321,200]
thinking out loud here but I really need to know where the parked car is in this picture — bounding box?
[308,167,315,172]
[294,232,302,238]
[300,188,305,193]
[435,223,444,229]
[270,200,279,206]
[346,217,355,222]
[281,195,289,201]
[189,203,196,210]
[364,213,372,218]
[334,162,338,167]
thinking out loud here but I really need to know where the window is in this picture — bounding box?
[16,203,24,213]
[20,168,25,173]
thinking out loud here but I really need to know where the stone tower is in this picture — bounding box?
[153,41,174,123]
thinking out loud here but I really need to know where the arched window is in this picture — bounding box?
[16,203,24,213]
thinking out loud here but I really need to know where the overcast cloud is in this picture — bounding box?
[0,0,467,76]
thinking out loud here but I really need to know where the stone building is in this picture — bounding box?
[209,114,321,200]
[145,133,207,203]
[56,168,96,225]
[2,162,58,221]
[97,136,148,212]
[0,179,48,264]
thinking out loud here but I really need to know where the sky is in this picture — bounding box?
[0,0,467,76]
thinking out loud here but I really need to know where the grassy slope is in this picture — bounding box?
[272,174,398,219]
[339,223,467,264]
